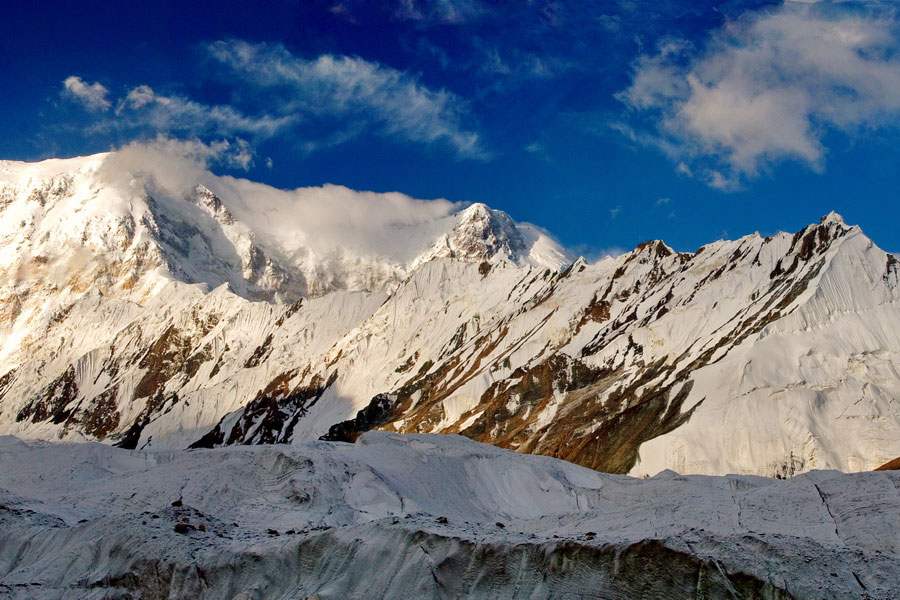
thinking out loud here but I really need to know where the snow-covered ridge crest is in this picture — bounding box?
[0,149,571,305]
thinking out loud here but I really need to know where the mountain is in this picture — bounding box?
[2,432,898,598]
[0,151,898,478]
[0,153,567,307]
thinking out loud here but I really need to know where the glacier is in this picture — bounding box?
[1,432,898,599]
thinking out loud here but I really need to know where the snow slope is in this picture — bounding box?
[208,213,900,477]
[1,432,898,599]
[0,149,898,479]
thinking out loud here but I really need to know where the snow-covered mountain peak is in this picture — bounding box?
[189,184,236,226]
[631,239,677,261]
[460,201,491,218]
[413,202,572,271]
[444,202,526,260]
[0,153,106,185]
[820,210,847,226]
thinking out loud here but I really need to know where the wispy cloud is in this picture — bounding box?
[114,84,293,138]
[61,77,293,143]
[58,39,485,161]
[62,76,111,111]
[206,40,487,158]
[618,5,900,189]
[393,0,486,24]
[524,140,552,161]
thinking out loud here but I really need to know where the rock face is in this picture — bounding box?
[0,153,899,478]
[875,457,900,471]
[1,432,898,599]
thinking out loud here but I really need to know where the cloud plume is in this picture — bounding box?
[97,136,255,196]
[97,138,463,261]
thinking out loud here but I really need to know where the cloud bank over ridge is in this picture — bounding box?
[96,137,464,261]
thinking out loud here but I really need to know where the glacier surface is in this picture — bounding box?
[1,432,898,599]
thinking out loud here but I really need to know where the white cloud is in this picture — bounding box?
[621,40,692,111]
[98,136,255,195]
[207,40,486,158]
[59,39,484,161]
[62,76,111,111]
[113,84,293,138]
[97,138,463,260]
[610,205,622,218]
[655,197,670,206]
[122,85,156,109]
[618,6,900,188]
[62,75,292,141]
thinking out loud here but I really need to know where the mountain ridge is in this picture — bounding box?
[0,153,570,304]
[0,151,897,478]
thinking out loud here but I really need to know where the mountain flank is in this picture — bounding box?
[0,154,897,477]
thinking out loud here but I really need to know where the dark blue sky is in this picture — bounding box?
[1,0,897,255]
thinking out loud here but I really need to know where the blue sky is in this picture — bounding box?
[1,0,898,255]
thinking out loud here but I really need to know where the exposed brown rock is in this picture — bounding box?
[80,385,121,439]
[134,326,193,400]
[196,368,339,447]
[575,294,610,334]
[886,254,898,283]
[0,368,17,401]
[875,457,900,471]
[321,393,395,443]
[16,365,79,424]
[244,333,274,368]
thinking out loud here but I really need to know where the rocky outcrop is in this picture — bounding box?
[875,457,900,471]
